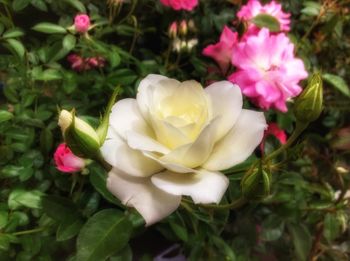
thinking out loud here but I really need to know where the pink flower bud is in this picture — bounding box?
[74,14,91,33]
[54,143,85,173]
[260,123,287,153]
[168,21,178,38]
[179,20,188,36]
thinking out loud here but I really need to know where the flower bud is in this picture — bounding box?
[179,20,188,36]
[74,14,90,33]
[54,143,85,173]
[168,21,178,39]
[294,73,323,123]
[241,164,271,200]
[58,109,100,158]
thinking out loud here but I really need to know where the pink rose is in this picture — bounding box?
[202,26,238,75]
[238,0,291,32]
[160,0,198,11]
[228,29,308,112]
[74,14,90,33]
[54,143,85,173]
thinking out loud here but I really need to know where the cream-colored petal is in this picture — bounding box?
[136,74,179,121]
[107,168,181,226]
[109,99,153,139]
[100,128,163,177]
[125,131,170,154]
[160,118,220,168]
[151,169,229,204]
[143,151,195,173]
[204,109,267,171]
[205,81,243,141]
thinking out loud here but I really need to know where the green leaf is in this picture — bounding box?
[32,23,67,34]
[252,14,280,32]
[169,220,188,242]
[30,0,48,11]
[0,110,13,123]
[89,165,120,205]
[42,195,79,221]
[63,34,76,51]
[261,215,285,241]
[109,245,132,261]
[64,0,86,12]
[40,128,53,156]
[288,223,312,261]
[212,236,236,261]
[0,211,8,229]
[0,234,17,251]
[323,212,343,242]
[2,28,24,38]
[76,209,132,261]
[5,38,25,58]
[322,73,350,97]
[12,0,30,11]
[56,216,84,242]
[8,189,43,210]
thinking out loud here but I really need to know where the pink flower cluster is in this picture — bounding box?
[202,0,308,112]
[67,54,105,72]
[160,0,198,11]
[54,143,85,173]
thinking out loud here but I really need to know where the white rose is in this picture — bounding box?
[101,74,266,225]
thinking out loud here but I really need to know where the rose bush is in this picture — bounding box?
[101,75,266,224]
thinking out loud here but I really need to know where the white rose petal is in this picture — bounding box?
[101,128,163,177]
[151,169,229,204]
[107,168,181,226]
[203,109,267,171]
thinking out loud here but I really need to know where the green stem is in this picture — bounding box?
[12,227,45,236]
[264,121,309,162]
[199,197,247,210]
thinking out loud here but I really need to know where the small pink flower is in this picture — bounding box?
[202,26,238,74]
[160,0,198,11]
[228,29,308,112]
[67,54,85,71]
[54,143,85,173]
[86,56,106,68]
[260,123,287,152]
[74,14,90,33]
[238,0,291,32]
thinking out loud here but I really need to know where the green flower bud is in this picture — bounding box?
[58,109,100,158]
[294,73,323,123]
[241,164,271,200]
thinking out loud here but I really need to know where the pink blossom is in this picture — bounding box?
[260,123,287,152]
[54,143,85,173]
[74,14,90,33]
[160,0,198,11]
[237,0,291,32]
[67,54,86,71]
[86,57,106,68]
[202,26,238,74]
[228,29,308,112]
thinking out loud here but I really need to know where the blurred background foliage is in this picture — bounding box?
[0,0,350,260]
